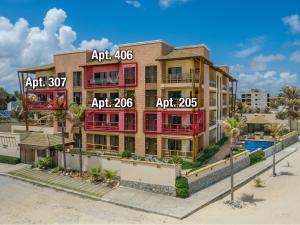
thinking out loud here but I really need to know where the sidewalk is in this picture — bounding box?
[2,167,112,200]
[102,141,300,219]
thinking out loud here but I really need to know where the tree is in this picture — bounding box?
[279,85,299,130]
[39,100,68,172]
[236,102,246,116]
[68,103,85,176]
[0,87,11,110]
[270,123,286,176]
[222,117,246,201]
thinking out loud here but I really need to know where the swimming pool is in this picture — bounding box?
[244,140,274,152]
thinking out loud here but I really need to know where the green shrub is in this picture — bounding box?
[176,176,189,198]
[0,155,20,164]
[121,150,132,158]
[169,155,183,164]
[37,157,52,169]
[249,150,265,165]
[103,170,117,180]
[88,167,102,182]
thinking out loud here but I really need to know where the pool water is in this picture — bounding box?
[244,140,274,152]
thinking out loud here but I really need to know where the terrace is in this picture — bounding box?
[144,110,205,135]
[25,90,67,110]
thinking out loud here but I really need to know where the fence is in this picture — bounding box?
[58,152,180,196]
[185,151,250,193]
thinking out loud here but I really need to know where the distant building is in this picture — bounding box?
[6,101,19,111]
[240,89,270,110]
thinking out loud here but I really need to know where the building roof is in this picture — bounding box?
[80,58,120,67]
[18,63,54,73]
[19,132,73,147]
[156,49,202,60]
[119,39,172,48]
[246,115,275,124]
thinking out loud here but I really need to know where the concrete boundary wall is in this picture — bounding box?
[120,159,180,196]
[280,131,298,148]
[185,151,250,193]
[0,132,28,158]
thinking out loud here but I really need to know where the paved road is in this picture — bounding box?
[1,142,300,224]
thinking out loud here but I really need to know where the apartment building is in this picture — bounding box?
[240,89,270,110]
[18,40,237,161]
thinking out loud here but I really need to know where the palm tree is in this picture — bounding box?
[68,103,85,176]
[39,100,68,171]
[236,102,246,117]
[279,85,299,130]
[270,123,286,176]
[221,117,246,201]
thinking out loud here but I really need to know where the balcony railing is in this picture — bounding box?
[209,119,217,126]
[85,110,136,132]
[209,80,216,88]
[144,110,205,135]
[163,73,199,84]
[162,149,192,158]
[222,84,228,91]
[86,143,119,152]
[162,123,193,135]
[26,90,67,110]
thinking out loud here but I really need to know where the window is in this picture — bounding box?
[168,139,181,151]
[145,113,157,131]
[110,136,119,151]
[168,67,182,75]
[109,71,119,83]
[145,90,157,107]
[94,72,107,83]
[124,67,135,84]
[125,113,135,130]
[74,133,82,148]
[94,135,106,149]
[73,71,82,87]
[125,136,135,153]
[168,91,181,99]
[145,66,157,83]
[57,72,66,78]
[95,93,107,100]
[73,92,82,105]
[145,138,157,155]
[37,149,46,157]
[168,115,182,124]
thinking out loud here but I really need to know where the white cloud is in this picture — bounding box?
[79,38,116,51]
[234,36,265,58]
[290,51,300,63]
[159,0,189,8]
[238,70,297,94]
[0,8,116,92]
[282,14,300,34]
[251,54,285,71]
[125,0,142,8]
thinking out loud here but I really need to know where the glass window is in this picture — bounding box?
[73,92,82,105]
[145,138,157,155]
[168,67,182,75]
[168,139,182,151]
[73,71,82,87]
[74,133,82,148]
[125,136,135,153]
[145,90,157,107]
[145,66,157,83]
[110,136,119,151]
[94,135,106,150]
[124,67,135,84]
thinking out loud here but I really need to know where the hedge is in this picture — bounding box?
[176,176,189,198]
[0,155,20,164]
[249,150,265,165]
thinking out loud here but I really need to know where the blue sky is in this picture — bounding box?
[0,0,299,95]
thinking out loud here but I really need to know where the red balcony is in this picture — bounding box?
[144,110,205,135]
[85,110,136,132]
[25,90,67,110]
[84,63,137,88]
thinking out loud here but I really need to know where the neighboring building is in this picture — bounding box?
[240,89,269,110]
[17,40,237,161]
[6,101,19,111]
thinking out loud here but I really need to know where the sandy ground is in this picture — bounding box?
[1,148,300,224]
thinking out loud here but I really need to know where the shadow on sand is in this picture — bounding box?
[239,193,265,206]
